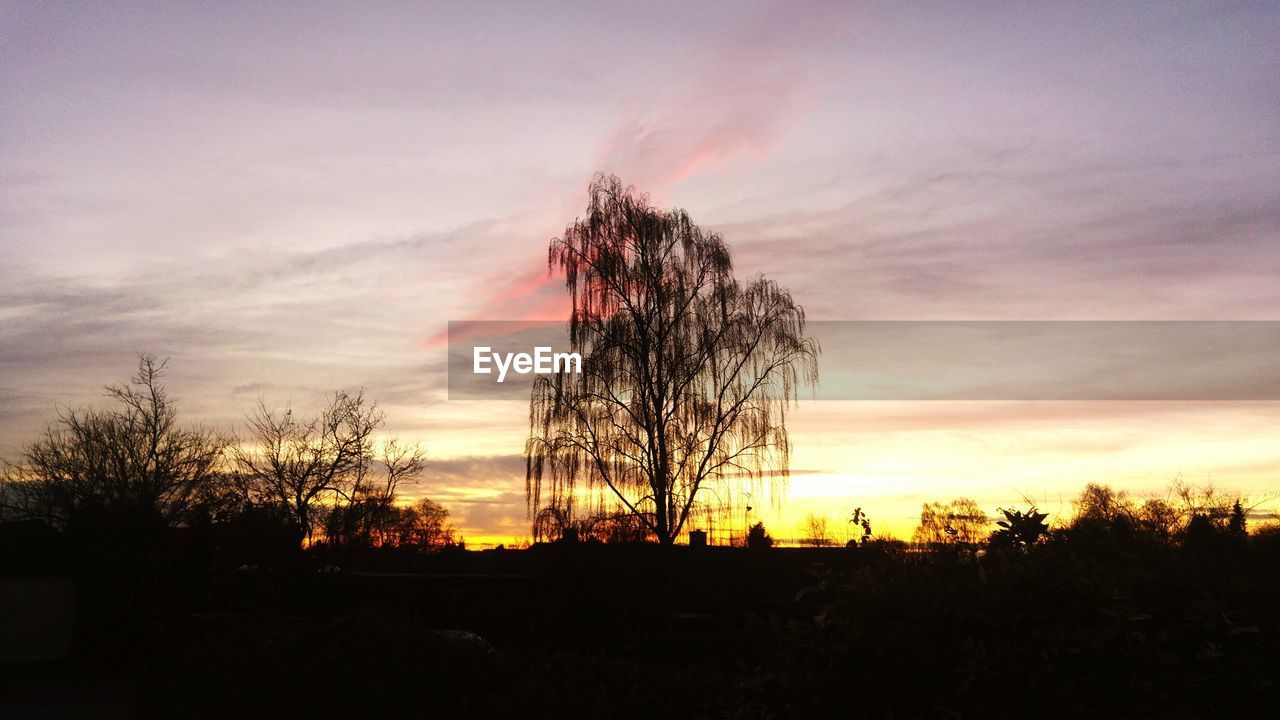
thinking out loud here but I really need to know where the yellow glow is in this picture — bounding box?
[412,399,1280,547]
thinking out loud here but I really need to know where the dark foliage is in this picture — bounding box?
[5,523,1278,718]
[757,535,1279,718]
[990,506,1050,549]
[746,521,774,549]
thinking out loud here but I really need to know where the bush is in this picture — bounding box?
[745,521,773,549]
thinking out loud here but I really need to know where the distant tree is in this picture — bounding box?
[232,390,420,545]
[914,498,987,546]
[324,438,426,548]
[1067,483,1145,546]
[526,175,819,545]
[1071,483,1134,526]
[801,513,832,547]
[1135,498,1180,543]
[1183,513,1217,549]
[0,354,225,528]
[745,521,773,549]
[1227,500,1247,539]
[387,497,456,550]
[1168,479,1238,527]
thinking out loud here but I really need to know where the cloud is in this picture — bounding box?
[714,147,1280,321]
[0,221,516,452]
[446,491,529,539]
[444,2,861,327]
[419,454,526,489]
[396,455,529,538]
[598,2,856,191]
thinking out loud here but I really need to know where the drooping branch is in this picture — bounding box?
[526,175,819,545]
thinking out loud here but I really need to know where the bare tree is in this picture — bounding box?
[232,390,418,544]
[1168,479,1238,526]
[914,498,988,546]
[324,437,427,547]
[527,175,819,545]
[1,354,225,527]
[801,513,833,547]
[1071,483,1134,526]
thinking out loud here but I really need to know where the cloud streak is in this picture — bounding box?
[449,1,861,327]
[598,2,856,191]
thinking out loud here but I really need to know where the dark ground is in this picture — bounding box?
[3,527,1279,719]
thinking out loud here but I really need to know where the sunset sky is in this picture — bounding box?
[3,2,1278,544]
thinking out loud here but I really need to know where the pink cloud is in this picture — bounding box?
[598,1,857,190]
[421,270,569,348]
[426,1,858,345]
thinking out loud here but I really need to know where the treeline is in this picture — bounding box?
[906,482,1261,550]
[533,481,1272,551]
[0,354,457,554]
[775,482,1271,551]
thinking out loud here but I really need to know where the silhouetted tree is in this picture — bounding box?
[1183,512,1217,549]
[914,498,987,546]
[745,521,773,549]
[385,497,456,550]
[1071,483,1134,526]
[526,175,819,545]
[1067,483,1144,546]
[1227,500,1247,539]
[232,390,418,544]
[1135,498,1180,544]
[1168,479,1240,528]
[0,354,225,528]
[323,438,426,548]
[801,513,833,547]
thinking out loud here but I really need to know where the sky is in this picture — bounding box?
[2,1,1278,544]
